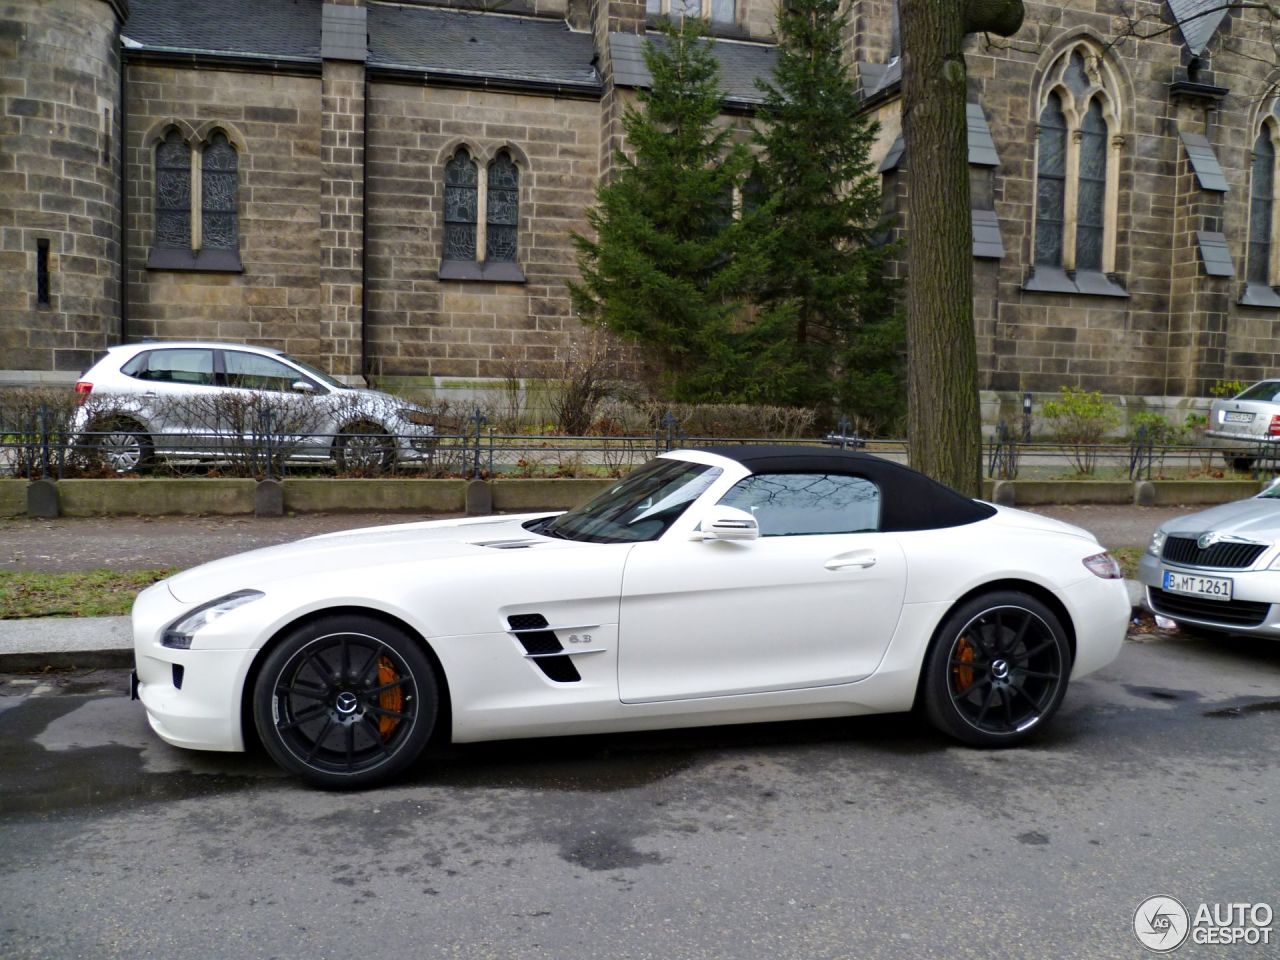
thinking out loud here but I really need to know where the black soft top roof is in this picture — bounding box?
[694,445,996,532]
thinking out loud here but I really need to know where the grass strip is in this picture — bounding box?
[0,568,175,619]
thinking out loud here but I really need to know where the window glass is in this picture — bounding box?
[646,0,660,14]
[486,152,519,263]
[1063,51,1090,97]
[138,349,215,386]
[718,473,881,536]
[155,131,191,250]
[1034,94,1067,267]
[1235,380,1280,402]
[201,133,238,251]
[540,458,722,543]
[444,148,478,262]
[1249,133,1275,285]
[710,0,735,23]
[1076,100,1107,272]
[224,352,303,392]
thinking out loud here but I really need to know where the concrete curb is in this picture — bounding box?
[0,582,1152,671]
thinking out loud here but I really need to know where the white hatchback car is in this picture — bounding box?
[73,341,435,471]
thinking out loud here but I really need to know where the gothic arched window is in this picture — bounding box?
[443,148,478,262]
[1027,45,1125,296]
[1248,130,1276,286]
[201,133,238,252]
[148,126,242,271]
[155,130,191,250]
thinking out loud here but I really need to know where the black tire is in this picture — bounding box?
[89,417,153,473]
[921,591,1071,747]
[1229,456,1255,472]
[253,614,437,788]
[334,421,394,472]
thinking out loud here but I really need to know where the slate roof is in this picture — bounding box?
[1181,131,1229,192]
[879,103,1000,171]
[124,0,321,62]
[1167,0,1231,56]
[610,32,777,107]
[369,6,599,90]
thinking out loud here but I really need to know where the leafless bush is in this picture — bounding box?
[0,389,109,478]
[547,330,623,436]
[642,402,817,439]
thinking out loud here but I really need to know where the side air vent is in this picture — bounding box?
[506,613,581,683]
[474,539,537,550]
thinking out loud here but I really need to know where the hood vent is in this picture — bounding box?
[474,538,539,550]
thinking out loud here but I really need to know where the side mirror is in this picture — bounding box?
[693,506,759,541]
[291,380,316,394]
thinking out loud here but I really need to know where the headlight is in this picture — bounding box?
[1146,530,1166,558]
[162,590,264,649]
[399,407,435,427]
[1082,551,1123,579]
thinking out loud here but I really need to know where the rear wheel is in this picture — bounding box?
[1229,455,1256,472]
[253,615,437,788]
[922,591,1070,747]
[89,417,153,473]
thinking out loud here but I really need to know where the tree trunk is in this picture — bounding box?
[900,0,982,496]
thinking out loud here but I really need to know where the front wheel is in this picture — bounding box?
[921,591,1071,747]
[334,421,394,472]
[253,615,437,788]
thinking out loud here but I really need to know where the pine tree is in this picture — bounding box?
[751,0,903,424]
[571,19,755,401]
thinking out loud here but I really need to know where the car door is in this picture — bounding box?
[120,347,219,453]
[220,350,328,458]
[617,472,907,703]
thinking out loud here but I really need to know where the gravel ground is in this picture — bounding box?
[0,503,1190,573]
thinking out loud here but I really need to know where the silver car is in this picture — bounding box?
[1206,379,1280,470]
[72,342,435,472]
[1139,486,1280,637]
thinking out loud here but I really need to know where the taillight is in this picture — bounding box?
[74,381,92,405]
[1269,415,1280,437]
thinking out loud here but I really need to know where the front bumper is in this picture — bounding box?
[132,581,257,752]
[1138,551,1280,636]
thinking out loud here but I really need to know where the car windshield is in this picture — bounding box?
[283,355,347,390]
[537,458,722,544]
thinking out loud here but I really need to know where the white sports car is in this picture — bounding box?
[130,446,1130,788]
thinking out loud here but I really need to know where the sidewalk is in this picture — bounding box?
[0,504,1174,669]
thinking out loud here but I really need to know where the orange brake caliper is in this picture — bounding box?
[952,636,976,694]
[377,657,404,739]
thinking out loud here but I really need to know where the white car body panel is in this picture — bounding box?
[132,451,1130,757]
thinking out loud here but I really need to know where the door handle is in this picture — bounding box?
[142,392,158,398]
[825,554,877,571]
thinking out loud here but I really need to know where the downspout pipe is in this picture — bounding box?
[118,34,128,344]
[360,69,369,384]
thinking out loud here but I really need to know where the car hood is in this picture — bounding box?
[1161,496,1280,540]
[164,514,561,603]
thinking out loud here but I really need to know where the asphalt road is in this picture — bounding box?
[2,632,1277,960]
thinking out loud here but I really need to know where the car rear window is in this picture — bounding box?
[1235,381,1280,402]
[131,349,215,385]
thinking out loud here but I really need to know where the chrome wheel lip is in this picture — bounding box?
[271,630,418,776]
[946,604,1064,736]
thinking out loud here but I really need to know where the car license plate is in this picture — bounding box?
[1163,570,1233,601]
[1224,411,1254,423]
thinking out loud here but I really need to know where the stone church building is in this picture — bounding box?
[3,0,1280,418]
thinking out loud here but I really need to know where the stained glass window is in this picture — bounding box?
[201,133,238,251]
[486,152,519,263]
[1249,133,1275,285]
[1034,93,1066,267]
[1064,52,1090,97]
[1076,100,1107,272]
[444,148,478,261]
[155,130,191,249]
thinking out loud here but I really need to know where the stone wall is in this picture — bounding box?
[364,83,601,381]
[123,64,327,368]
[0,0,121,379]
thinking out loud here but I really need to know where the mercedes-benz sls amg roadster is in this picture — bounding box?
[131,446,1129,787]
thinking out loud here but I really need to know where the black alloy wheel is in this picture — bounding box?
[922,591,1070,747]
[254,615,437,788]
